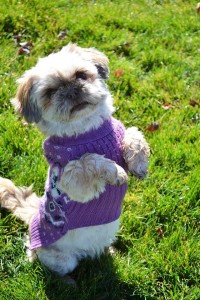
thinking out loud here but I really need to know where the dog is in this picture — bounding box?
[0,43,150,276]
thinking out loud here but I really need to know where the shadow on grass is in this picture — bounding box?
[41,252,150,300]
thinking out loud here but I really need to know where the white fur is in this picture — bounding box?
[123,127,150,179]
[37,94,114,137]
[0,43,150,277]
[36,220,119,276]
[58,153,128,203]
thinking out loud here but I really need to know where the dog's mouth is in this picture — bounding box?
[70,102,90,114]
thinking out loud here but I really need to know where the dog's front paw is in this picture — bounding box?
[58,153,128,203]
[127,152,148,180]
[105,163,128,186]
[123,127,150,180]
[58,154,113,203]
[58,159,101,203]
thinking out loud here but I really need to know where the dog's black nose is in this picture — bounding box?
[64,86,79,100]
[58,85,79,101]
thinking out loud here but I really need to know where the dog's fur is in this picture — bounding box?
[0,43,150,276]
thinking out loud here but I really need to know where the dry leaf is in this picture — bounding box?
[197,2,200,13]
[145,122,159,132]
[19,41,33,48]
[113,69,123,77]
[189,99,199,107]
[162,102,174,110]
[17,41,33,55]
[123,41,132,48]
[18,47,30,55]
[58,30,68,40]
[156,228,164,238]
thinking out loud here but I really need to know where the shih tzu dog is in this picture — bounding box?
[0,43,150,276]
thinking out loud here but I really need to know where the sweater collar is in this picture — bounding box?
[44,117,117,146]
[43,117,116,166]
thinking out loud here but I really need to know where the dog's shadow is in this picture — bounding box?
[41,250,149,300]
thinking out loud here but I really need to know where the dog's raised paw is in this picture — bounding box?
[128,155,148,180]
[106,164,128,186]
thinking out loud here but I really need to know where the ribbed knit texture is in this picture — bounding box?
[30,117,128,250]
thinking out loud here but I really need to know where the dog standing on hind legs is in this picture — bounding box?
[0,43,150,277]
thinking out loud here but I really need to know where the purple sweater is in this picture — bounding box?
[30,117,128,250]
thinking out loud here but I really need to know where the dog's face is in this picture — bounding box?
[12,43,114,136]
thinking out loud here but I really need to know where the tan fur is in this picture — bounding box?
[58,153,128,203]
[85,48,108,64]
[63,43,109,65]
[123,127,150,179]
[0,43,150,276]
[0,177,40,225]
[13,77,34,115]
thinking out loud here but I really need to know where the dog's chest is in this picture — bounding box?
[43,118,126,168]
[30,118,128,249]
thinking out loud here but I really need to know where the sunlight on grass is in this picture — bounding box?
[0,1,199,299]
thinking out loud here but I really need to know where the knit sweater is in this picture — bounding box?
[30,117,128,250]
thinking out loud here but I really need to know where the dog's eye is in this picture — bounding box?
[76,71,88,80]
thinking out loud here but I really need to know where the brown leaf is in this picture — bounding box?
[162,102,174,110]
[113,69,123,77]
[197,2,200,13]
[17,41,33,55]
[156,228,164,238]
[58,30,68,40]
[145,122,159,132]
[123,41,132,48]
[19,41,33,48]
[18,47,30,55]
[189,99,199,107]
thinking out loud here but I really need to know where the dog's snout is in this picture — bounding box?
[60,85,79,100]
[67,87,78,99]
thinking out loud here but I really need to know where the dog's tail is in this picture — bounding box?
[0,177,40,224]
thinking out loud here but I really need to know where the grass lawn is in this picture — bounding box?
[0,0,200,299]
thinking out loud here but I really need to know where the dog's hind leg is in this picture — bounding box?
[36,246,79,277]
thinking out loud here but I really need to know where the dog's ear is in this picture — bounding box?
[62,44,109,79]
[11,76,42,123]
[83,47,109,80]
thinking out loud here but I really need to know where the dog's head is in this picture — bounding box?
[12,43,114,136]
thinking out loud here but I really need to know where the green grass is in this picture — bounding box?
[0,0,200,299]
